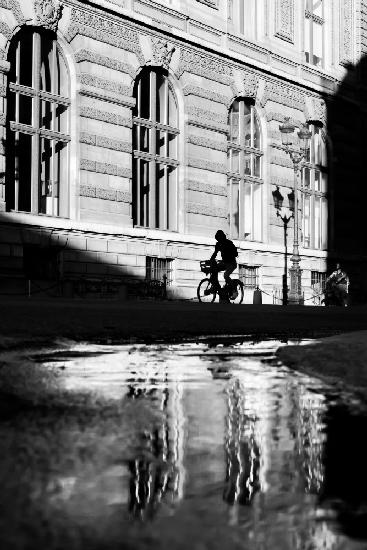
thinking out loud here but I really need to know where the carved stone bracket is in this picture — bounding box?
[304,96,326,126]
[34,0,62,32]
[240,71,259,101]
[151,38,175,70]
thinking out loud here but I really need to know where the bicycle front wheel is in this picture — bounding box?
[229,280,244,304]
[197,278,217,303]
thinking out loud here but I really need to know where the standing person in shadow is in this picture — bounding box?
[210,230,238,301]
[325,262,350,306]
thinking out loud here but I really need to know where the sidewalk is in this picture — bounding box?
[0,295,366,345]
[277,329,367,394]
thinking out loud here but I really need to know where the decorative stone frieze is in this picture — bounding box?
[80,106,132,128]
[0,48,5,60]
[187,179,227,196]
[187,105,227,125]
[0,113,6,126]
[0,84,6,97]
[261,80,305,110]
[187,135,227,152]
[80,158,132,178]
[66,8,144,64]
[80,184,132,203]
[80,73,132,97]
[188,157,227,174]
[151,38,175,69]
[178,48,233,84]
[80,132,132,153]
[0,21,12,40]
[275,0,294,43]
[74,49,136,79]
[34,0,62,31]
[182,85,231,106]
[187,202,227,218]
[340,0,354,65]
[196,0,218,8]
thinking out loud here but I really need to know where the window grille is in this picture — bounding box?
[239,265,259,288]
[146,257,172,284]
[311,271,326,290]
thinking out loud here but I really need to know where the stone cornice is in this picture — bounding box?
[80,132,132,153]
[187,118,228,134]
[182,85,231,106]
[188,157,227,174]
[79,87,135,108]
[80,106,132,128]
[187,135,227,152]
[80,158,132,178]
[79,73,132,97]
[66,6,144,64]
[186,202,227,218]
[80,184,132,203]
[178,48,233,84]
[74,49,136,79]
[186,179,227,196]
[196,0,218,9]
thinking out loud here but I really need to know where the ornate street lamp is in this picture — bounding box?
[272,186,293,306]
[279,118,311,305]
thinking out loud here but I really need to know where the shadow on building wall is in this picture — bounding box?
[326,58,367,303]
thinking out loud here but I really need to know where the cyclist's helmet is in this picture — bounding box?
[215,230,226,241]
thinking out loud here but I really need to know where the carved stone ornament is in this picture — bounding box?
[34,0,62,31]
[152,38,175,70]
[242,72,259,100]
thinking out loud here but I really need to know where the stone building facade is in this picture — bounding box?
[0,0,364,303]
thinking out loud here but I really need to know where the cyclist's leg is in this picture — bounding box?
[223,262,237,286]
[213,261,225,291]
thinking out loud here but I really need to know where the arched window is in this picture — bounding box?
[227,99,263,241]
[132,69,179,230]
[302,124,328,249]
[6,27,70,216]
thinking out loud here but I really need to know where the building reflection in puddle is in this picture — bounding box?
[126,363,185,520]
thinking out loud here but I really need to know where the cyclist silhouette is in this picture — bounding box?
[210,230,238,298]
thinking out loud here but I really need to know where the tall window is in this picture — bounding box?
[6,28,70,216]
[304,0,324,67]
[133,69,179,231]
[302,124,328,250]
[227,99,263,241]
[239,0,256,39]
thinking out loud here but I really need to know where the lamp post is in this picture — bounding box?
[272,186,293,306]
[279,118,311,305]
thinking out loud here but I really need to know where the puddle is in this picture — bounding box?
[1,339,367,550]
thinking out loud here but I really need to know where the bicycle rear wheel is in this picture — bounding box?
[229,280,244,304]
[197,278,217,303]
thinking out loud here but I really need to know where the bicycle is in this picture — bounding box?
[197,260,244,304]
